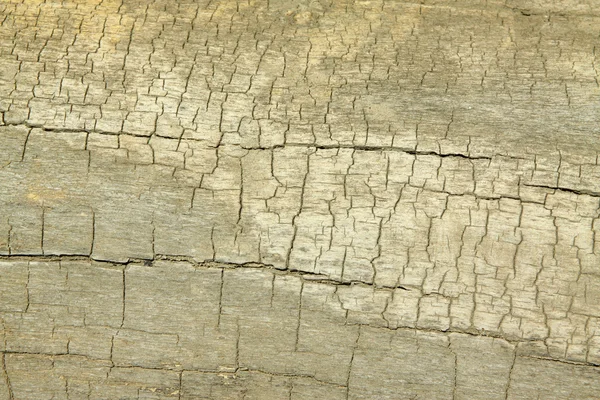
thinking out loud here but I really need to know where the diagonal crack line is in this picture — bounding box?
[523,183,600,198]
[2,254,598,367]
[0,254,412,291]
[411,185,545,204]
[520,355,600,369]
[3,254,600,368]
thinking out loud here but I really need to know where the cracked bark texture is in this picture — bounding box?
[1,0,600,398]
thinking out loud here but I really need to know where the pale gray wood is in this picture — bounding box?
[1,0,600,398]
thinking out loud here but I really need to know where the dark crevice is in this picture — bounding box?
[3,121,498,161]
[243,143,494,161]
[523,183,600,198]
[0,254,412,291]
[1,353,14,400]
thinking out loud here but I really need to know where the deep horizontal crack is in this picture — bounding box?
[0,254,411,290]
[523,183,600,198]
[243,143,494,160]
[2,121,500,161]
[520,355,600,369]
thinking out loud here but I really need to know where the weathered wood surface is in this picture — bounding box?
[1,0,600,398]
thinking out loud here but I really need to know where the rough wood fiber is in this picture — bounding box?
[1,0,600,398]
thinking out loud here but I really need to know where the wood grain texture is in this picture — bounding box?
[1,0,600,398]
